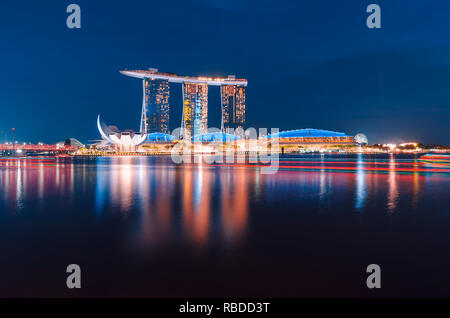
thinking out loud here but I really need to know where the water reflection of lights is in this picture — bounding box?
[95,159,251,249]
[182,166,211,247]
[355,153,367,211]
[0,155,448,251]
[110,157,135,211]
[220,168,249,245]
[213,163,450,174]
[387,154,399,214]
[319,155,326,201]
[0,157,75,212]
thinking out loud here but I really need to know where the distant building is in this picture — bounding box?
[57,138,85,148]
[266,129,355,145]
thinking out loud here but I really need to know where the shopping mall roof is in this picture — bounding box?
[146,133,175,142]
[192,132,241,142]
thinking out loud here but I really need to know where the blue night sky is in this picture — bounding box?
[0,0,449,144]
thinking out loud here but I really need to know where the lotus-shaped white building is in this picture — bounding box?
[97,115,147,149]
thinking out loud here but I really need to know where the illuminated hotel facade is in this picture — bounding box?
[182,82,208,139]
[143,78,170,134]
[120,68,248,139]
[221,84,246,131]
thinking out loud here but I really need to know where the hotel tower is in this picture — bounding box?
[120,68,248,139]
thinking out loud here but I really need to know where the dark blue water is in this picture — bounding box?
[0,154,449,297]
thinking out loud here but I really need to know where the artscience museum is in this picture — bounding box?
[97,115,147,149]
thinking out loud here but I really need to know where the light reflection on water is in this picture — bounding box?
[355,153,367,211]
[92,157,252,248]
[0,154,449,248]
[1,154,450,297]
[387,154,399,214]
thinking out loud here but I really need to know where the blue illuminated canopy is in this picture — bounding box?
[146,132,175,142]
[192,132,241,142]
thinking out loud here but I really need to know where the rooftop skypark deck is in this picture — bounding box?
[120,68,248,86]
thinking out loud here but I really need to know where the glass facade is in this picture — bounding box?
[221,85,245,130]
[144,78,170,134]
[183,82,208,139]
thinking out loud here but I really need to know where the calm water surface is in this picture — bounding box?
[0,154,449,297]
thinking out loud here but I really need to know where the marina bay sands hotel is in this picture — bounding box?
[120,68,247,139]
